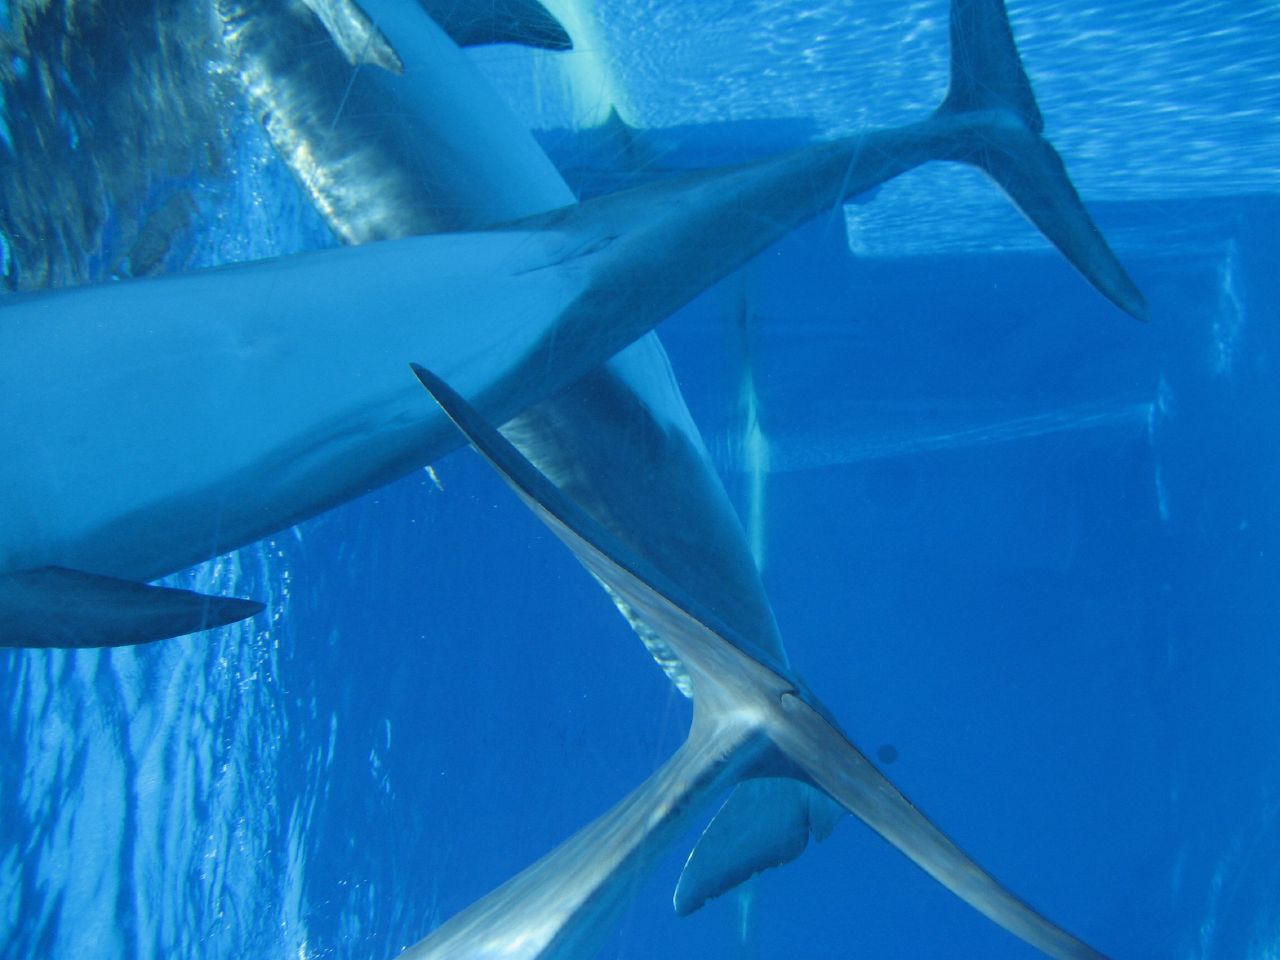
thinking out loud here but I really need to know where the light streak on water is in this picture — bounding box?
[717,397,1154,475]
[732,287,772,573]
[1213,238,1246,378]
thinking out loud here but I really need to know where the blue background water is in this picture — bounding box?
[2,1,1279,958]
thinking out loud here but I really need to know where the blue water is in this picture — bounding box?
[2,1,1279,958]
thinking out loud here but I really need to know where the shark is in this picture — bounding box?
[396,362,1111,960]
[212,0,1145,912]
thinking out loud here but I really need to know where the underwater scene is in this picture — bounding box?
[1,0,1278,957]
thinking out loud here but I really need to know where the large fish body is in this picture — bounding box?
[219,0,574,240]
[0,229,594,586]
[3,0,1140,692]
[220,0,787,668]
[0,126,935,644]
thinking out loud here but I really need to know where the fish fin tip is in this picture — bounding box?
[0,566,263,648]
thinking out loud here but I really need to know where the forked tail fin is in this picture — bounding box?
[408,364,1109,960]
[935,0,1148,321]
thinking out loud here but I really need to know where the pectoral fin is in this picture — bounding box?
[0,566,264,649]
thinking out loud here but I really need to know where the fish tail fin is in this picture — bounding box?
[933,0,1147,321]
[411,363,1110,960]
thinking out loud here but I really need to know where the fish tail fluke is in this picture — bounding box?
[410,363,1107,960]
[934,0,1148,321]
[767,691,1110,960]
